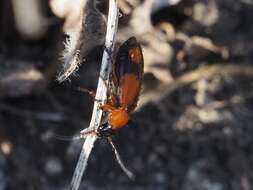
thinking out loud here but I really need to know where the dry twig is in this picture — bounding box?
[68,0,119,190]
[57,0,106,82]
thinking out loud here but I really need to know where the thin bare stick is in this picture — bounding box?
[69,0,119,190]
[69,135,97,190]
[107,137,135,180]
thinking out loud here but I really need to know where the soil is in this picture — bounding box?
[0,0,253,190]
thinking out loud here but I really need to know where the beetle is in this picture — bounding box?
[71,37,144,179]
[96,36,144,137]
[80,36,144,138]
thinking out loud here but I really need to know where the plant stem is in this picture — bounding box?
[69,0,119,190]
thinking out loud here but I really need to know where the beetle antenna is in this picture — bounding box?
[107,137,135,180]
[54,134,81,141]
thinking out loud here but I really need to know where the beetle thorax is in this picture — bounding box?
[108,108,129,130]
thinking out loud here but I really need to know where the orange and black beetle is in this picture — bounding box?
[96,36,144,137]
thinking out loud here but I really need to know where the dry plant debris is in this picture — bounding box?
[67,0,121,189]
[1,0,253,190]
[54,0,106,82]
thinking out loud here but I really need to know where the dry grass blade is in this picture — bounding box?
[69,135,97,190]
[68,0,119,190]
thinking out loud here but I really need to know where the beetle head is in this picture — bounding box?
[96,123,115,138]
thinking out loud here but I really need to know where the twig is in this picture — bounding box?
[57,0,106,82]
[69,0,119,190]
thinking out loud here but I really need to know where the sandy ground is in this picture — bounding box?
[0,0,253,189]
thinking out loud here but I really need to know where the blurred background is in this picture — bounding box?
[1,0,253,189]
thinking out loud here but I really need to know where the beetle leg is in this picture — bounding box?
[80,127,96,138]
[108,94,118,106]
[76,87,102,102]
[99,103,115,112]
[107,137,135,179]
